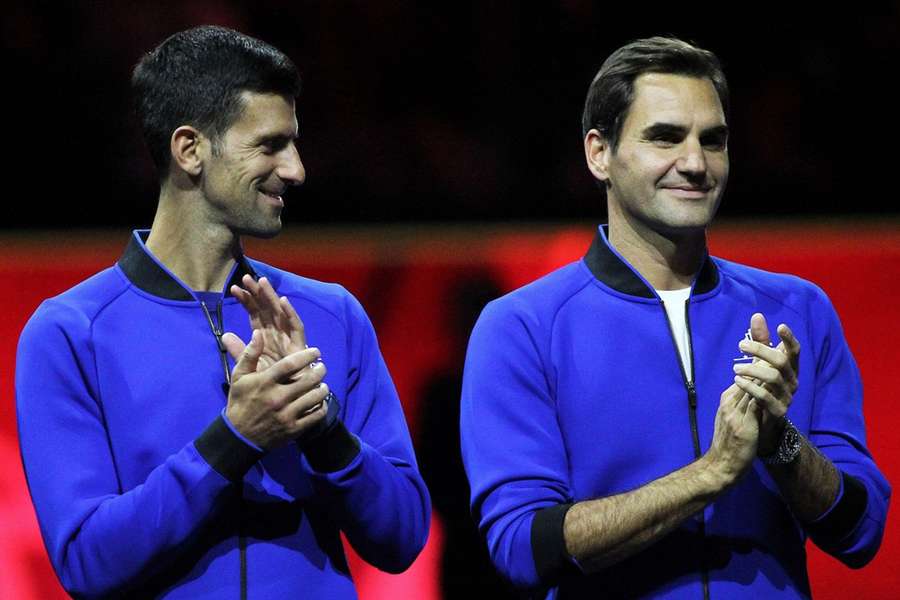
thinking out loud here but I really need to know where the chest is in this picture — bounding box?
[548,293,816,499]
[89,300,349,497]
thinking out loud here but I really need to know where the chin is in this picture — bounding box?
[663,202,719,230]
[236,219,282,239]
[650,213,716,238]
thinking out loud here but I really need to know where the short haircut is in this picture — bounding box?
[581,37,729,151]
[132,25,302,175]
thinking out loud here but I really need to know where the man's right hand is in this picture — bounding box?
[703,382,761,487]
[221,330,329,449]
[563,381,765,572]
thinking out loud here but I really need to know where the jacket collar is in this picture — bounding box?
[117,230,258,301]
[583,225,719,299]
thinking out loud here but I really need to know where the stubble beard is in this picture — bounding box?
[230,195,283,239]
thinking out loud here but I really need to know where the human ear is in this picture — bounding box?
[584,128,611,184]
[169,126,204,177]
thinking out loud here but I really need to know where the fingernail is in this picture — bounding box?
[739,341,750,350]
[732,364,742,372]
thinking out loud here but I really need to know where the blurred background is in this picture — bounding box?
[3,1,899,598]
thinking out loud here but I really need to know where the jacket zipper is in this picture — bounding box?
[200,300,247,600]
[659,298,710,600]
[201,300,232,390]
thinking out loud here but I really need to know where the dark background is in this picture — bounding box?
[5,1,899,229]
[3,4,900,599]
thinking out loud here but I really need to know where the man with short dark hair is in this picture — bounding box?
[461,37,889,598]
[17,26,429,598]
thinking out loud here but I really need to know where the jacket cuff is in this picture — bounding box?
[195,415,264,483]
[302,419,360,473]
[531,503,575,583]
[220,407,264,452]
[806,471,868,548]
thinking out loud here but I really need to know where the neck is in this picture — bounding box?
[607,210,708,291]
[146,181,241,293]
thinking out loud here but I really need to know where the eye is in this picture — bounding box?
[650,134,681,147]
[260,137,294,155]
[701,136,727,151]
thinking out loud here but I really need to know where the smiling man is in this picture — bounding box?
[16,26,429,598]
[461,37,890,598]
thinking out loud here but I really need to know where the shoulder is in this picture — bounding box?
[713,257,834,315]
[22,267,129,335]
[477,259,593,334]
[247,259,368,325]
[18,266,128,356]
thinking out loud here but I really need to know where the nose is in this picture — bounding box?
[278,143,306,186]
[676,138,707,177]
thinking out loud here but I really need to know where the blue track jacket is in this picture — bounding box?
[16,230,430,598]
[461,225,890,598]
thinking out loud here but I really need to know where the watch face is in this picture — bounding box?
[785,425,802,456]
[765,419,802,465]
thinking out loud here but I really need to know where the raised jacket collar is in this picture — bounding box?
[117,230,258,301]
[583,225,719,299]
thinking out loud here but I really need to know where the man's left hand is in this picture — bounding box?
[732,313,801,456]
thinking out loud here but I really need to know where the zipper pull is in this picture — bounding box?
[200,300,233,387]
[687,381,697,409]
[213,332,226,354]
[215,299,225,335]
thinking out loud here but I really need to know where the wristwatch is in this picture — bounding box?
[762,418,802,466]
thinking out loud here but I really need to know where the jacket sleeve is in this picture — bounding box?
[16,300,262,598]
[299,291,430,574]
[803,288,891,567]
[460,298,573,590]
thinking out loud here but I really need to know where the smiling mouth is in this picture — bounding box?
[259,189,284,205]
[663,186,712,197]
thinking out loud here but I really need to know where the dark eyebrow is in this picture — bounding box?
[641,123,729,140]
[701,125,729,140]
[256,133,299,147]
[642,123,688,139]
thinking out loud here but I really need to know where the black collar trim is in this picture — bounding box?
[117,230,258,301]
[583,225,719,298]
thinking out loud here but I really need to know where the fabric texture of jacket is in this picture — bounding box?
[460,225,890,599]
[16,230,431,599]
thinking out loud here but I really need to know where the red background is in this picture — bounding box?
[2,221,897,598]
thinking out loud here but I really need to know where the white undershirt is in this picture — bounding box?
[656,287,693,382]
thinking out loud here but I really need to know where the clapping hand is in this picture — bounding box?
[220,275,329,448]
[732,313,801,456]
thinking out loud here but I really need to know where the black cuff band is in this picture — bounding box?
[195,415,264,483]
[807,471,869,549]
[531,503,575,583]
[303,419,360,473]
